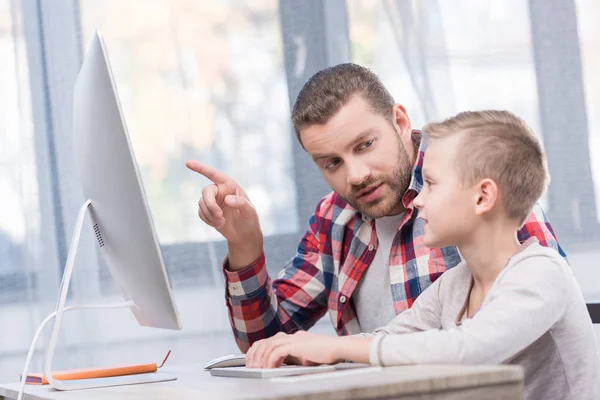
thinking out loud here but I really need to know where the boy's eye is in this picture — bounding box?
[358,140,373,150]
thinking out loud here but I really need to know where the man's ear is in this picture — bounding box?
[474,178,498,216]
[392,104,412,140]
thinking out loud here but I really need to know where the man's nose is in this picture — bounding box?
[346,160,370,186]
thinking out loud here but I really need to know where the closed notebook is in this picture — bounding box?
[23,350,171,385]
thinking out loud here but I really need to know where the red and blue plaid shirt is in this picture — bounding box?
[224,133,565,352]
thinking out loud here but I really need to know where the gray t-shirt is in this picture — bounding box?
[353,213,403,332]
[366,240,600,400]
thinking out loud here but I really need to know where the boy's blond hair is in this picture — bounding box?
[423,110,549,224]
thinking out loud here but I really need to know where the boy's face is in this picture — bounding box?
[300,95,415,219]
[413,135,478,248]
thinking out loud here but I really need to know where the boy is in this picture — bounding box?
[245,110,600,399]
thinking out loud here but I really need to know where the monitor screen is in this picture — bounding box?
[72,31,181,331]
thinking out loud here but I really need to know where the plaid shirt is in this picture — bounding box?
[224,133,566,352]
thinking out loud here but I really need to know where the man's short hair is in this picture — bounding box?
[422,110,549,224]
[291,63,395,147]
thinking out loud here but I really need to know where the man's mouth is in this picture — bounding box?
[357,183,382,198]
[354,183,385,204]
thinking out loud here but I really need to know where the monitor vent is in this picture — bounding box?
[93,223,105,248]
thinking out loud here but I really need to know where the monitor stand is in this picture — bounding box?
[18,200,176,399]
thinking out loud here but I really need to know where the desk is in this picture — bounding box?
[0,363,524,400]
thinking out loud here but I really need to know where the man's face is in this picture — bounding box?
[413,135,477,248]
[300,95,414,218]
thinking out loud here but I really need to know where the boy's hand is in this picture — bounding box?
[245,331,342,368]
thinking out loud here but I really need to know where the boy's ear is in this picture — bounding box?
[474,178,498,216]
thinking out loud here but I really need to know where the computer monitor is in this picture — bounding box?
[72,30,181,331]
[17,30,182,398]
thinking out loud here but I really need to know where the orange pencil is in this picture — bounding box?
[23,350,171,385]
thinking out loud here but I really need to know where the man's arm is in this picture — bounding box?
[224,206,329,353]
[518,202,567,258]
[187,160,329,353]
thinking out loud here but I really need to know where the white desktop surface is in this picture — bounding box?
[0,362,524,400]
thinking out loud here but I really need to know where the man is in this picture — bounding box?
[186,63,564,353]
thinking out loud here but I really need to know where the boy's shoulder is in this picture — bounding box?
[510,241,568,270]
[500,241,571,290]
[436,260,471,295]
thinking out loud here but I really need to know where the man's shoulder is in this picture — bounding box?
[308,192,365,244]
[314,191,356,219]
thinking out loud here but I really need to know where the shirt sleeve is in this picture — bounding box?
[370,253,567,366]
[223,201,329,353]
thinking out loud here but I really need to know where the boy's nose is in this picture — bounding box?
[413,193,424,209]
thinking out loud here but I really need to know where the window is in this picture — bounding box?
[79,0,299,245]
[348,0,600,341]
[0,0,342,381]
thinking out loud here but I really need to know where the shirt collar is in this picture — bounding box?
[402,130,426,209]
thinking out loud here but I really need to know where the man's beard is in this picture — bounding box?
[344,142,413,219]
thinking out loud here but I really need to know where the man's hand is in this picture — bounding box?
[245,331,343,368]
[186,160,263,270]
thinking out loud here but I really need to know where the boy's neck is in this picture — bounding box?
[457,222,521,291]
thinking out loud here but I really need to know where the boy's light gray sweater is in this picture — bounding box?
[367,240,600,400]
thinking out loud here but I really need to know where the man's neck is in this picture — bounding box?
[385,205,406,217]
[457,222,521,292]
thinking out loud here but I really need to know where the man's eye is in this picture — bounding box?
[358,140,373,150]
[325,159,341,170]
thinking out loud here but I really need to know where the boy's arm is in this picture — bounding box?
[254,274,447,367]
[518,203,567,259]
[224,210,328,353]
[367,254,567,366]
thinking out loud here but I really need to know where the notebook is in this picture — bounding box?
[23,351,171,384]
[24,363,158,385]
